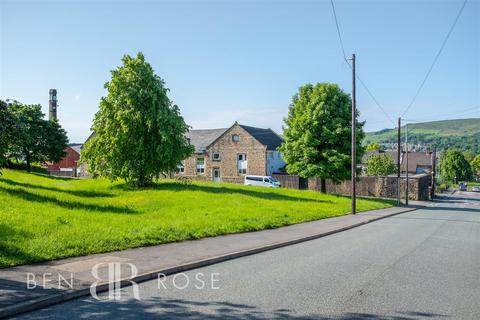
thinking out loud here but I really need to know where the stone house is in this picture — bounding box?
[362,150,434,174]
[178,122,285,183]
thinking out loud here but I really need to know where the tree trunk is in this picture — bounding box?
[320,178,327,193]
[25,153,31,173]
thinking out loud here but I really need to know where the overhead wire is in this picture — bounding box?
[400,0,468,117]
[330,0,396,127]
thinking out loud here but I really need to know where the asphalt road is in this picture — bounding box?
[18,192,480,320]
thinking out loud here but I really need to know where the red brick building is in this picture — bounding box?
[46,144,82,177]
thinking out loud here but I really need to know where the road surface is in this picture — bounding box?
[18,192,480,319]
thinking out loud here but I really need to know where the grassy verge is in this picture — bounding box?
[0,169,393,267]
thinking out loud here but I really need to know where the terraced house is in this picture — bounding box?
[178,122,285,183]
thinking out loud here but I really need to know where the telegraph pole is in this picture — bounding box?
[405,122,409,205]
[351,54,356,215]
[431,148,436,199]
[397,117,401,205]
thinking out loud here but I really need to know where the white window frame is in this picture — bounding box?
[212,151,221,161]
[176,162,185,174]
[237,153,247,175]
[232,134,240,142]
[196,157,205,174]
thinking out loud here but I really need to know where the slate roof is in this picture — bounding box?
[401,152,433,173]
[239,125,284,151]
[186,123,284,153]
[68,143,83,155]
[186,128,229,153]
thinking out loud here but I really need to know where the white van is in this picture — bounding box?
[244,175,281,188]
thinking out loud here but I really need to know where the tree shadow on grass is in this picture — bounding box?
[0,186,136,214]
[0,224,41,268]
[0,178,114,198]
[20,296,450,319]
[114,182,333,204]
[27,172,77,181]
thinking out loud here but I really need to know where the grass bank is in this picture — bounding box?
[0,169,393,267]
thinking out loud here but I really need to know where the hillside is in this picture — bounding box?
[364,118,480,154]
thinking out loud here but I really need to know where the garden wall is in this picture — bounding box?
[275,174,431,201]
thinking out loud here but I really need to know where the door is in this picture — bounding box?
[213,168,221,182]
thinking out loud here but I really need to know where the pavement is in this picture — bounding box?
[13,192,480,320]
[0,204,421,319]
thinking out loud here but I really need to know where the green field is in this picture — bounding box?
[0,170,393,267]
[364,118,480,153]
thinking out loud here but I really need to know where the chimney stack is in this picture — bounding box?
[49,89,57,121]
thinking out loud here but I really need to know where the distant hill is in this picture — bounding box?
[364,118,480,154]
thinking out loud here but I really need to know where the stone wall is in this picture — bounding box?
[307,174,431,201]
[272,174,308,189]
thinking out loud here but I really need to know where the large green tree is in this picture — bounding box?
[82,52,193,186]
[366,153,395,176]
[440,149,472,183]
[471,155,480,181]
[279,83,365,193]
[0,100,16,171]
[8,102,68,172]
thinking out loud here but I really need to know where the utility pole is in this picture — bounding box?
[405,122,409,205]
[431,148,436,199]
[397,117,401,205]
[351,53,356,215]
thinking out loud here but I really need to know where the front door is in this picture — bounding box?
[213,168,221,182]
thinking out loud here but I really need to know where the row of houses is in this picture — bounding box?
[47,122,287,181]
[48,130,435,182]
[45,90,434,181]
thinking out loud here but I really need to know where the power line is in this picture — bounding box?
[330,0,348,62]
[419,106,479,120]
[354,72,396,126]
[401,0,468,117]
[330,0,396,127]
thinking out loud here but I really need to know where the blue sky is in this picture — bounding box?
[1,0,479,143]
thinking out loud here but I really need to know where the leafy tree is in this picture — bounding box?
[279,83,365,193]
[8,102,68,172]
[471,155,480,181]
[0,100,16,171]
[440,149,472,183]
[463,150,475,163]
[365,153,395,176]
[366,143,381,151]
[81,52,193,187]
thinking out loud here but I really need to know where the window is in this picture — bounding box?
[176,163,185,174]
[212,152,221,161]
[232,134,240,142]
[267,151,274,159]
[196,157,205,174]
[237,153,247,175]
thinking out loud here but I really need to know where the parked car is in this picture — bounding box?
[244,175,281,188]
[472,186,480,192]
[459,183,467,191]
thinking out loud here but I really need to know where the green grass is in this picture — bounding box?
[0,169,393,267]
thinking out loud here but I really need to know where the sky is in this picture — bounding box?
[1,0,479,143]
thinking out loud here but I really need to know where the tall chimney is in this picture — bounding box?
[49,89,57,121]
